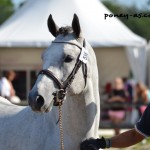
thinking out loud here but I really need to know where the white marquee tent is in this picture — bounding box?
[0,0,146,47]
[147,41,150,87]
[0,0,147,93]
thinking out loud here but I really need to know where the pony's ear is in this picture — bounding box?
[47,14,59,37]
[72,14,81,38]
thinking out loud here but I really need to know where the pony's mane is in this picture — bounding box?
[58,26,73,36]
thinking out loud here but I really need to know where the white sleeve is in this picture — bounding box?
[0,81,1,94]
[0,79,10,97]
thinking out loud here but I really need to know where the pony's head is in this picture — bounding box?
[28,14,89,112]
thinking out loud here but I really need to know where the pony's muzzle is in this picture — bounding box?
[28,92,45,111]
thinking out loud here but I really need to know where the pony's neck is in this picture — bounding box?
[49,43,100,139]
[50,93,85,125]
[62,78,99,138]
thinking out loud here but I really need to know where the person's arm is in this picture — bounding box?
[111,129,144,148]
[81,103,150,150]
[142,91,149,103]
[80,129,145,150]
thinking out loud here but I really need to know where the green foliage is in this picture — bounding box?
[102,1,150,40]
[0,0,14,25]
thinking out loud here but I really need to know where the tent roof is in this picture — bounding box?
[0,0,146,47]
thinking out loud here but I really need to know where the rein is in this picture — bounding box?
[38,39,88,150]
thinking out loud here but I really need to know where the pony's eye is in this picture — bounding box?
[64,55,74,63]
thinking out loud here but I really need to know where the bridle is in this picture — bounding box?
[38,39,88,150]
[38,39,88,106]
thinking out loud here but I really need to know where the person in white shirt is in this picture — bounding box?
[0,71,20,104]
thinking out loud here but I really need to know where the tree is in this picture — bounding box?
[0,0,14,25]
[102,1,150,41]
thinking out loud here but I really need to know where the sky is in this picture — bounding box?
[116,0,150,10]
[12,0,25,8]
[12,0,150,10]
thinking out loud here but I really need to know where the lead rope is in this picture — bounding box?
[58,102,64,150]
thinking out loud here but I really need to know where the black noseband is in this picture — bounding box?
[39,70,63,89]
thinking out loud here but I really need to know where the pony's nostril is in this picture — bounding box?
[36,95,44,108]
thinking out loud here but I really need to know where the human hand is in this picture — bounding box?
[80,137,108,150]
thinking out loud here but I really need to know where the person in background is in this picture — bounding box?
[80,102,150,150]
[107,77,128,135]
[122,77,133,103]
[134,82,150,115]
[0,71,20,104]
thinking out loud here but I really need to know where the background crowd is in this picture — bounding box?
[0,70,21,104]
[0,71,150,135]
[101,77,150,135]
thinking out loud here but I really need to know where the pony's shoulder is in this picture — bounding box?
[0,96,13,105]
[0,96,28,116]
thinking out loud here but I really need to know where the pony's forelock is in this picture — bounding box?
[58,26,73,36]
